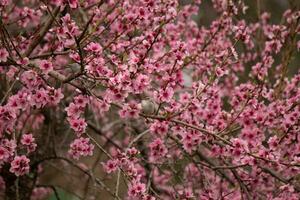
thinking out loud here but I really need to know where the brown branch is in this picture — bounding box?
[260,166,300,192]
[168,134,235,186]
[29,50,71,59]
[24,6,60,57]
[87,122,122,150]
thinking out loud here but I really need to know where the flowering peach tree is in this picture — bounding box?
[0,0,300,199]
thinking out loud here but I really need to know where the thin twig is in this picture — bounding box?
[24,6,60,57]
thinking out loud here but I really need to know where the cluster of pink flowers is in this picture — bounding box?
[119,101,142,119]
[65,95,88,135]
[0,49,8,62]
[21,133,37,153]
[68,137,94,160]
[0,0,300,199]
[148,138,168,161]
[0,139,16,165]
[9,155,30,176]
[103,147,155,199]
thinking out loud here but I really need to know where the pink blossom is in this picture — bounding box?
[21,133,37,153]
[68,117,87,135]
[154,87,174,103]
[2,139,16,157]
[85,42,103,53]
[10,155,30,176]
[178,188,195,200]
[73,95,89,108]
[38,60,53,74]
[68,0,78,9]
[133,74,150,93]
[119,101,141,119]
[0,0,10,7]
[128,180,146,197]
[0,147,10,163]
[31,89,48,108]
[0,48,8,62]
[68,137,94,160]
[48,88,64,105]
[149,138,167,161]
[150,121,169,136]
[65,102,84,118]
[103,159,118,174]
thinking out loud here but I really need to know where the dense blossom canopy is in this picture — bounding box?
[0,0,300,199]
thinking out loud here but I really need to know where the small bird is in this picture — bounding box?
[141,99,158,115]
